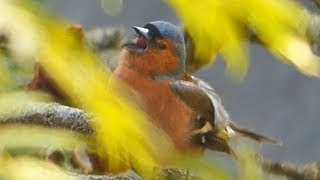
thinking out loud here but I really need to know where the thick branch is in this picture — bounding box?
[0,102,92,134]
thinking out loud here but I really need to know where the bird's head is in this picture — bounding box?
[121,21,186,79]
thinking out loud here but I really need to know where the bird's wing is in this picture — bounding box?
[189,76,231,128]
[191,75,281,145]
[170,80,215,124]
[176,75,282,151]
[181,73,231,128]
[170,80,234,154]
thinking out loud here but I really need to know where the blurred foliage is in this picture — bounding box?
[166,0,320,80]
[0,125,87,159]
[0,55,34,91]
[0,1,230,179]
[101,0,123,16]
[0,156,73,180]
[230,138,262,180]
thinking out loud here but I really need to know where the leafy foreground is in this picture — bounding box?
[0,1,228,179]
[0,0,320,179]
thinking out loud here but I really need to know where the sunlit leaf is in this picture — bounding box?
[0,125,88,155]
[0,1,39,91]
[167,0,318,80]
[0,1,39,60]
[0,54,14,92]
[0,92,86,159]
[230,138,262,180]
[0,156,73,180]
[171,154,230,180]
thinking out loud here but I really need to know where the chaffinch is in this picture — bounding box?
[114,21,280,155]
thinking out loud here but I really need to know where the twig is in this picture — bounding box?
[259,156,320,180]
[72,173,139,180]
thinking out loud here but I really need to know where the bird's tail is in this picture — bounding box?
[203,123,281,156]
[228,122,282,145]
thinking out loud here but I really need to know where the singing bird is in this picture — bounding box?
[28,21,280,156]
[114,21,280,155]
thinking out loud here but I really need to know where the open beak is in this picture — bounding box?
[121,26,150,54]
[131,26,150,40]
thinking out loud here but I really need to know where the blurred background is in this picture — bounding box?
[48,0,320,169]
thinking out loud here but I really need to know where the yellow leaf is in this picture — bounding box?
[167,0,317,79]
[0,156,74,180]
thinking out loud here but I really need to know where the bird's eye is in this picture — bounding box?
[157,43,167,50]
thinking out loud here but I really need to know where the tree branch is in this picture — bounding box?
[260,156,320,180]
[0,102,92,134]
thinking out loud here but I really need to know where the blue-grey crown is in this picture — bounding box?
[144,21,186,77]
